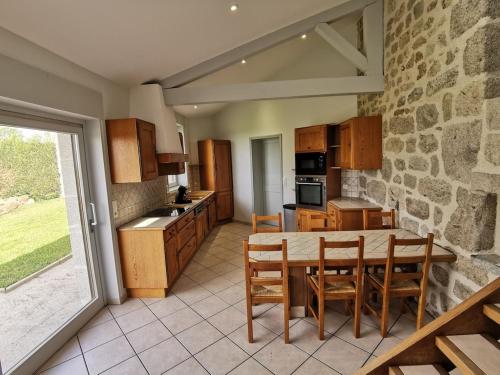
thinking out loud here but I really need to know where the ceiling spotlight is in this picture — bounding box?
[301,34,307,40]
[230,4,238,12]
[194,105,198,109]
[241,59,247,64]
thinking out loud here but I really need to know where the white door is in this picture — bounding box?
[262,138,283,218]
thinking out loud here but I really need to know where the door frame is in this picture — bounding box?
[249,134,284,218]
[0,106,105,374]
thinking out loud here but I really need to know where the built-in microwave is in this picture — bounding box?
[295,175,327,211]
[295,152,327,175]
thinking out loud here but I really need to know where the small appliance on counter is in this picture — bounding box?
[175,185,192,204]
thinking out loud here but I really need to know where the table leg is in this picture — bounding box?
[289,266,307,318]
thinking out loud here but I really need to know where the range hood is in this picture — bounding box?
[129,83,188,166]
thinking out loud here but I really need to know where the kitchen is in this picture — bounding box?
[0,1,499,374]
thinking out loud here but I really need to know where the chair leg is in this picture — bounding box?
[354,289,362,338]
[416,293,426,330]
[363,277,370,315]
[318,297,325,340]
[380,293,390,338]
[284,300,290,344]
[246,299,253,343]
[344,300,350,316]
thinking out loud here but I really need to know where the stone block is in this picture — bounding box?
[406,137,417,153]
[426,68,459,96]
[434,206,443,225]
[390,116,415,134]
[367,180,387,205]
[442,120,482,183]
[381,157,392,182]
[404,173,417,189]
[418,134,439,153]
[416,104,439,130]
[442,92,453,122]
[385,137,404,153]
[395,159,406,171]
[388,185,404,208]
[408,87,423,104]
[409,155,429,171]
[418,176,452,205]
[485,76,500,99]
[432,264,449,287]
[452,256,489,286]
[464,23,500,76]
[453,279,474,300]
[413,0,424,18]
[444,189,497,252]
[450,0,500,39]
[393,175,402,184]
[485,134,500,165]
[406,197,430,219]
[431,155,439,177]
[456,81,484,117]
[401,217,420,233]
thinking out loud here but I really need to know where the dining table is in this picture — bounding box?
[248,228,457,317]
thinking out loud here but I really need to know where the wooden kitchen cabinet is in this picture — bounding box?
[337,116,382,170]
[195,206,208,245]
[327,200,382,231]
[198,139,234,222]
[106,118,158,183]
[295,124,328,153]
[296,207,332,232]
[208,197,217,230]
[164,232,178,285]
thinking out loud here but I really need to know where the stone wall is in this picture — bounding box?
[358,0,500,315]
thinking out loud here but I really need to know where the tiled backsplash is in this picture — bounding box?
[111,177,168,227]
[341,169,361,198]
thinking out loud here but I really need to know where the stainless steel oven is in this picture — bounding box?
[295,175,327,211]
[295,152,327,175]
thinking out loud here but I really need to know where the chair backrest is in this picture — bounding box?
[318,236,365,290]
[243,239,289,295]
[363,209,396,230]
[307,212,336,232]
[383,233,434,290]
[252,212,283,233]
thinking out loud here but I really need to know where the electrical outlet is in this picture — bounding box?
[112,200,118,218]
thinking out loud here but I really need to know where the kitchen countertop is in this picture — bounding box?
[118,191,214,231]
[328,197,381,211]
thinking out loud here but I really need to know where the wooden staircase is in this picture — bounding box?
[356,278,500,375]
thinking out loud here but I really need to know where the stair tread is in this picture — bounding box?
[483,304,500,324]
[391,364,448,375]
[436,334,500,375]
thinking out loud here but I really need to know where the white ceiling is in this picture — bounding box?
[0,0,349,87]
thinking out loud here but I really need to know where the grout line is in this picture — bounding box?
[76,336,91,375]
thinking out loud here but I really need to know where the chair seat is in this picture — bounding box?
[308,275,356,294]
[369,273,420,292]
[251,283,283,297]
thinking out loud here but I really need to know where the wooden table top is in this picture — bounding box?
[248,229,456,266]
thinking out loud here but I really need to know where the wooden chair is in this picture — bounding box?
[306,212,336,232]
[252,212,283,233]
[363,233,434,337]
[363,208,396,230]
[306,236,365,339]
[243,239,290,343]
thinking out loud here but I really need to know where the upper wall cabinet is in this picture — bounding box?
[295,124,328,153]
[106,118,159,183]
[338,116,382,170]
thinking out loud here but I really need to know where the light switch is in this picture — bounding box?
[112,200,118,218]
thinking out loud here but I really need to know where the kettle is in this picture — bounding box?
[175,185,192,204]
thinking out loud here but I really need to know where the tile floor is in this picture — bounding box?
[37,222,432,375]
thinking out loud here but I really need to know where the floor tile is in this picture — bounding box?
[388,315,418,339]
[126,320,172,353]
[287,319,331,354]
[373,336,402,356]
[313,336,370,375]
[184,261,206,276]
[215,284,246,305]
[209,261,238,275]
[189,268,220,284]
[80,308,114,331]
[190,295,229,319]
[223,269,245,283]
[140,297,164,305]
[194,255,224,268]
[108,298,145,318]
[255,305,299,334]
[39,355,88,375]
[207,306,247,335]
[161,307,204,335]
[176,321,223,354]
[101,356,148,375]
[195,337,249,375]
[229,357,272,375]
[293,357,340,375]
[38,337,82,372]
[228,321,277,355]
[139,337,190,375]
[303,307,351,334]
[174,283,212,305]
[78,319,123,352]
[84,336,135,375]
[165,357,209,375]
[253,337,309,375]
[335,321,383,353]
[148,295,187,318]
[233,300,275,317]
[202,275,234,293]
[116,306,157,333]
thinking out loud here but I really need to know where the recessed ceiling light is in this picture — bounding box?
[230,4,238,12]
[194,105,198,109]
[301,34,307,40]
[241,59,247,64]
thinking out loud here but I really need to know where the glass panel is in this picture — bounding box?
[298,184,322,206]
[0,124,96,373]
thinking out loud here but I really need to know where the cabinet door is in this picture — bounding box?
[195,213,204,245]
[295,125,327,152]
[137,120,158,180]
[339,124,352,169]
[213,141,232,191]
[209,200,217,229]
[216,191,233,221]
[165,237,178,285]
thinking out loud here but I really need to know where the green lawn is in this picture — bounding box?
[0,198,71,288]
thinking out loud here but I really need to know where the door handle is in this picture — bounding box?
[89,203,98,230]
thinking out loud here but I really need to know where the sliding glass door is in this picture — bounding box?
[0,111,103,374]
